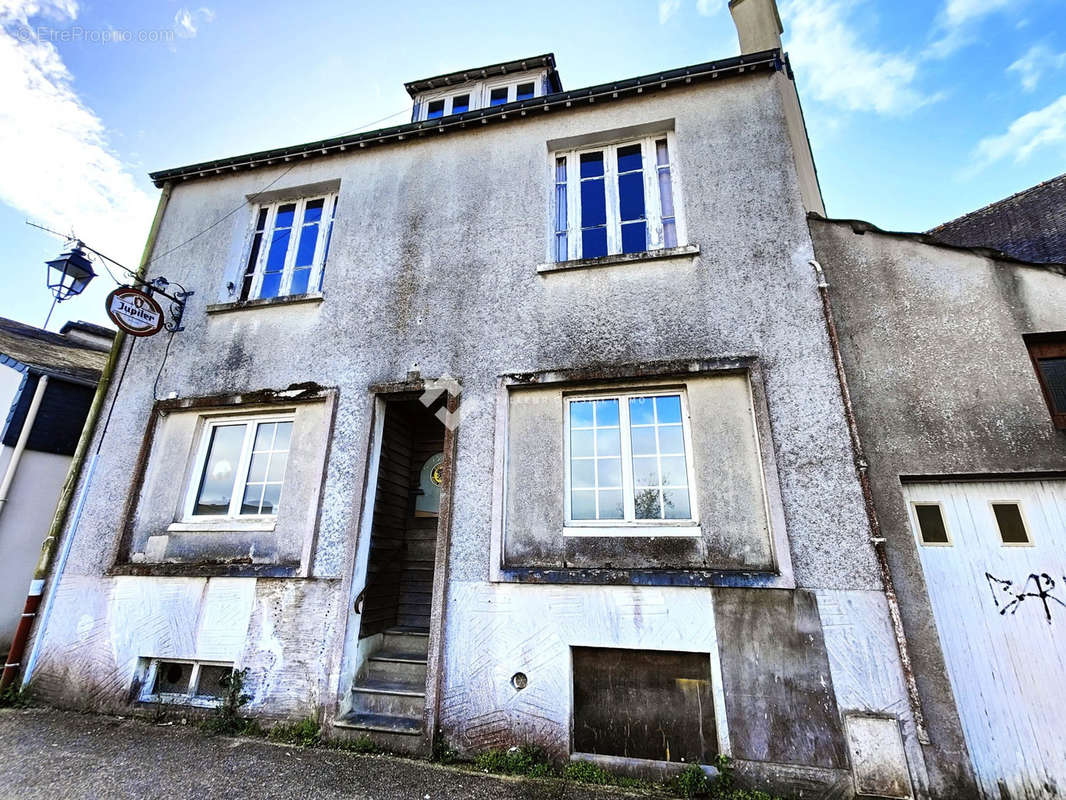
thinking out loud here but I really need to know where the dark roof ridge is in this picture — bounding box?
[149,49,784,187]
[808,212,1066,275]
[928,172,1066,234]
[404,53,560,96]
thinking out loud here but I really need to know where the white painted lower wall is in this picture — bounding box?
[0,447,71,651]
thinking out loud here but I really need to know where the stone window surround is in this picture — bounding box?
[489,357,795,588]
[110,385,337,579]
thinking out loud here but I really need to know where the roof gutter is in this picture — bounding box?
[149,49,783,187]
[0,181,173,692]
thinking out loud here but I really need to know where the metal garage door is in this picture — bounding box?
[904,479,1066,800]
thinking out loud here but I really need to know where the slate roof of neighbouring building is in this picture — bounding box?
[929,172,1066,264]
[0,317,112,385]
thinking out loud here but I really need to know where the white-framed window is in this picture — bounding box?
[238,193,338,301]
[552,134,682,262]
[564,389,699,533]
[184,414,295,520]
[138,658,234,707]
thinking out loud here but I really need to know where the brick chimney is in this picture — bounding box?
[729,0,783,54]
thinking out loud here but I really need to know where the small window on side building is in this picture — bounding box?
[516,82,535,100]
[490,87,509,106]
[992,502,1030,545]
[426,99,445,119]
[1024,333,1066,429]
[451,94,469,113]
[914,502,950,545]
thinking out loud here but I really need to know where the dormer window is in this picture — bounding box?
[407,53,562,122]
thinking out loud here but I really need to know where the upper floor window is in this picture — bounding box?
[489,87,509,106]
[451,93,470,113]
[552,135,680,262]
[239,194,338,301]
[1025,333,1066,429]
[564,390,697,527]
[186,415,294,519]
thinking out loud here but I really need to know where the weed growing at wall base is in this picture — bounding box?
[200,668,262,737]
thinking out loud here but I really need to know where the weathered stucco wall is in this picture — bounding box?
[810,218,1066,799]
[27,70,909,795]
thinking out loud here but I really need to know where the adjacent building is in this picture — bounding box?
[22,1,1066,799]
[0,318,113,651]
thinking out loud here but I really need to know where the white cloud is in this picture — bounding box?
[0,1,155,267]
[696,0,722,15]
[779,0,934,115]
[658,0,681,24]
[972,94,1066,170]
[174,6,214,38]
[1008,43,1066,92]
[926,0,1012,58]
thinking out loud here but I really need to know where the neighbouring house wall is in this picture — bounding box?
[810,217,1066,799]
[0,448,71,651]
[28,72,923,796]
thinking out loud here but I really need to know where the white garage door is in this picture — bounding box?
[904,479,1066,800]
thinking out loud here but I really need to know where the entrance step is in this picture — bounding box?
[351,679,425,718]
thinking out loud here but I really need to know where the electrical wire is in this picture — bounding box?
[140,105,412,270]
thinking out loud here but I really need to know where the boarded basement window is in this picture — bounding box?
[992,502,1030,545]
[572,647,717,763]
[914,503,950,545]
[139,658,234,706]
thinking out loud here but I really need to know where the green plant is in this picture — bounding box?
[201,668,260,736]
[672,763,711,797]
[330,734,381,754]
[268,717,321,747]
[0,682,32,709]
[431,732,459,764]
[562,760,614,785]
[474,745,556,777]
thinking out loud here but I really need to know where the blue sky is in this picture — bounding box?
[1,0,1064,330]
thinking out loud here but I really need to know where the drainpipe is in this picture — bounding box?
[0,182,173,691]
[810,258,931,746]
[0,375,49,517]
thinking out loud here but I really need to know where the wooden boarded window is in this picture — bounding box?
[571,647,716,763]
[1024,333,1066,429]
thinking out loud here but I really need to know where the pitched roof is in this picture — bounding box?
[928,172,1066,264]
[148,49,784,187]
[0,317,112,385]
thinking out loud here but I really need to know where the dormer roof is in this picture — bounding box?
[404,53,562,97]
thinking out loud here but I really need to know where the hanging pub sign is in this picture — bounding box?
[105,287,165,337]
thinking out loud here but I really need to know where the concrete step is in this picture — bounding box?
[382,628,429,655]
[405,539,437,561]
[351,678,426,718]
[366,653,428,684]
[334,711,422,736]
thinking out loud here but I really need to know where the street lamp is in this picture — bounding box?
[45,242,96,302]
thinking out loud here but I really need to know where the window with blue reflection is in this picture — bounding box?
[617,145,646,254]
[516,82,534,100]
[452,94,469,113]
[490,87,508,106]
[427,99,445,119]
[261,203,295,299]
[579,151,608,258]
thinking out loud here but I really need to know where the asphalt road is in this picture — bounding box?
[0,708,642,800]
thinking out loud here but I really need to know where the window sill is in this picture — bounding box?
[563,524,701,538]
[537,245,700,275]
[167,519,277,534]
[206,292,324,314]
